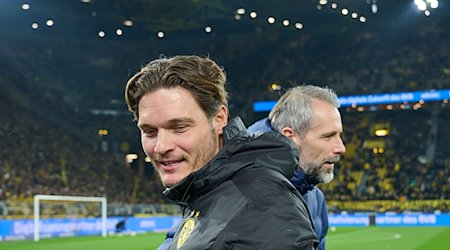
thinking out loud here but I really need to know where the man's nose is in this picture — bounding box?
[334,138,346,155]
[154,130,175,154]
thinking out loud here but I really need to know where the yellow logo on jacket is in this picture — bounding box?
[177,211,200,249]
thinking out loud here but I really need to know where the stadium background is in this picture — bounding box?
[0,0,449,248]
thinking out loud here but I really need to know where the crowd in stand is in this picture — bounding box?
[321,107,450,205]
[1,86,448,215]
[1,17,449,215]
[0,94,166,211]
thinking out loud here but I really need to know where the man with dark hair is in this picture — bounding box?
[248,85,347,250]
[125,56,318,249]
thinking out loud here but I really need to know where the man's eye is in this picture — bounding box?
[323,134,334,140]
[143,130,157,137]
[174,125,188,132]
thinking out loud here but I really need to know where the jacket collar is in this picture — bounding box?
[290,169,315,195]
[223,116,249,142]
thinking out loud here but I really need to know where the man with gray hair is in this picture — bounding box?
[248,84,347,250]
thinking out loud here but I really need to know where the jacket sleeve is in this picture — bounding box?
[317,189,328,250]
[304,187,329,250]
[212,168,319,250]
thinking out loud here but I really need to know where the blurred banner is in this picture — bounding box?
[374,213,450,226]
[329,213,450,227]
[254,89,450,111]
[1,213,449,241]
[0,216,181,241]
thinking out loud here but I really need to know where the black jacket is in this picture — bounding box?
[163,117,318,250]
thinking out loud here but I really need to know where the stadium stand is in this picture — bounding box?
[0,1,449,219]
[321,107,450,213]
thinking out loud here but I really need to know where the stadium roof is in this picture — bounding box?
[1,0,449,123]
[2,0,449,42]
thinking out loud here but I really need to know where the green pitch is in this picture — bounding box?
[0,227,449,250]
[0,232,166,250]
[327,226,450,250]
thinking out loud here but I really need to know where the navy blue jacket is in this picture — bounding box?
[291,170,328,250]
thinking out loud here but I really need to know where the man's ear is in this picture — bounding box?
[215,106,228,135]
[280,127,295,138]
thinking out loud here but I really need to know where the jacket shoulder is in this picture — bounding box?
[212,167,318,249]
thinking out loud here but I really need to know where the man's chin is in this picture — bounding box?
[161,178,179,188]
[320,172,334,184]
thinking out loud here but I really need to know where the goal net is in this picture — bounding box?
[33,194,107,241]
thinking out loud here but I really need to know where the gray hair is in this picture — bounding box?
[268,85,340,137]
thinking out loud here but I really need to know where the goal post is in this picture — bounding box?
[34,194,107,242]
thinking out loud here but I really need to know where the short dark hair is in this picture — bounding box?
[125,55,229,120]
